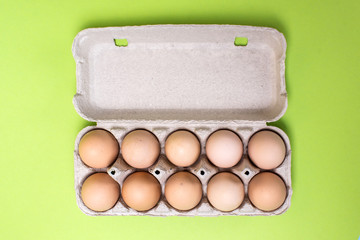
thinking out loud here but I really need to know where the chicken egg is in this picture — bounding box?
[78,129,119,168]
[81,172,120,212]
[121,129,160,168]
[248,130,286,170]
[165,130,200,167]
[248,172,287,211]
[121,172,161,211]
[165,171,202,211]
[207,172,244,212]
[206,130,243,168]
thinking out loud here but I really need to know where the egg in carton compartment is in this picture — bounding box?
[72,25,292,216]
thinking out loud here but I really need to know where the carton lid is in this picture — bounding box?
[73,25,287,122]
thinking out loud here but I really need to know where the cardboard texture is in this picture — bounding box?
[72,25,292,216]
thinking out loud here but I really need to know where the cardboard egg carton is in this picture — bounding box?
[72,25,292,216]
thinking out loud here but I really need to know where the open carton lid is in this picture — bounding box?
[73,25,287,123]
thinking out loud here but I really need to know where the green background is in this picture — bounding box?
[1,0,359,239]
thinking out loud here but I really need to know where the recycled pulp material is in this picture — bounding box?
[72,25,292,216]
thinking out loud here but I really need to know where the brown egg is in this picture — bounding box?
[165,130,200,167]
[122,172,161,211]
[78,129,119,168]
[206,130,243,168]
[248,172,287,211]
[81,173,120,212]
[207,172,244,212]
[165,171,202,211]
[248,130,286,170]
[121,130,160,168]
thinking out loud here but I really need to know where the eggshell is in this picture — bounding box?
[78,129,119,168]
[248,172,287,211]
[165,130,200,167]
[121,130,160,168]
[165,171,202,211]
[248,130,286,170]
[207,172,244,212]
[122,172,161,211]
[81,173,120,212]
[205,130,243,168]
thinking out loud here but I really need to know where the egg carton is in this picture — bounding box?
[72,25,292,216]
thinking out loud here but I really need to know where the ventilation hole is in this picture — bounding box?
[200,170,205,176]
[155,170,160,175]
[114,38,128,47]
[110,170,116,175]
[244,170,250,176]
[234,37,248,46]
